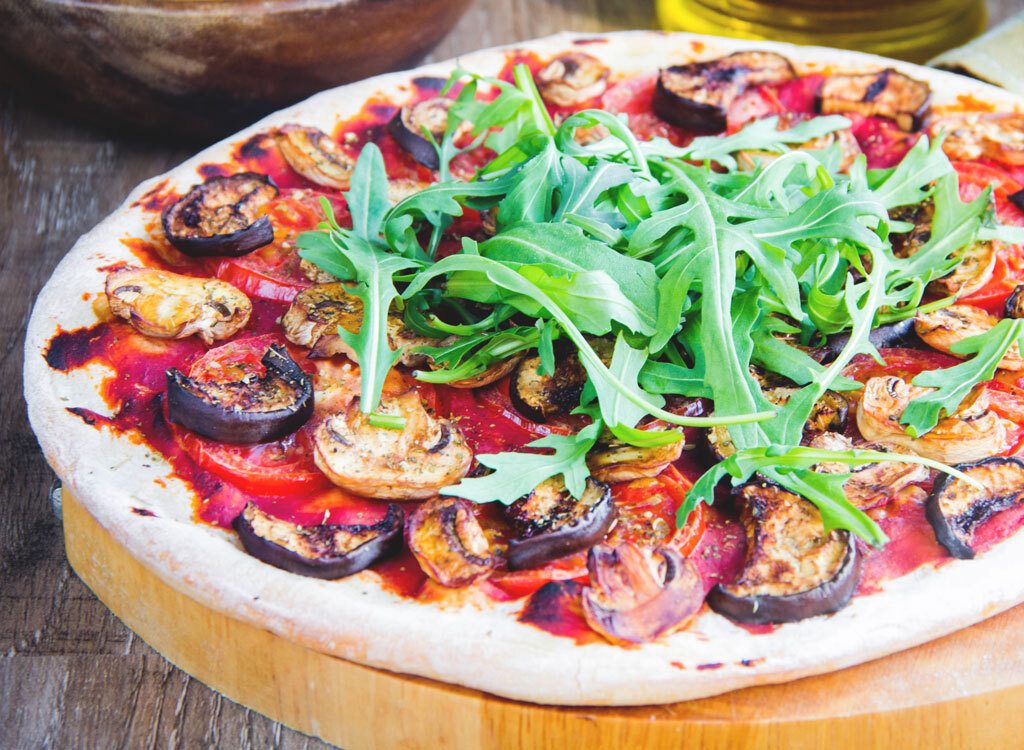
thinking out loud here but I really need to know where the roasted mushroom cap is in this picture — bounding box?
[581,543,704,644]
[586,428,684,484]
[1007,285,1024,319]
[536,52,610,108]
[929,113,1024,165]
[817,69,931,131]
[736,113,862,172]
[509,349,588,422]
[654,51,795,134]
[406,497,494,587]
[856,376,1006,464]
[915,304,1024,370]
[105,268,251,345]
[166,344,314,444]
[505,477,615,570]
[233,502,403,579]
[810,432,930,509]
[275,124,354,189]
[161,173,278,257]
[313,389,472,500]
[387,97,451,169]
[707,483,862,624]
[926,457,1024,559]
[282,282,434,366]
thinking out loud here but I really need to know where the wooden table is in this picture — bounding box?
[2,1,1021,747]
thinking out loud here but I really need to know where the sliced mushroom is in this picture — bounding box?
[387,97,451,169]
[581,543,704,644]
[889,200,996,298]
[509,350,587,422]
[586,427,684,484]
[915,305,1024,370]
[233,502,403,579]
[654,51,796,133]
[707,482,862,624]
[275,124,354,189]
[856,376,1006,464]
[817,69,931,131]
[406,497,494,587]
[313,389,472,500]
[505,477,615,570]
[105,268,251,345]
[926,457,1024,559]
[282,282,434,366]
[929,113,1024,165]
[536,52,610,108]
[166,344,314,444]
[736,113,862,172]
[810,432,930,509]
[161,173,278,257]
[1006,285,1024,319]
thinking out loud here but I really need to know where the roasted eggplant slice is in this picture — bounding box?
[509,350,587,422]
[915,305,1024,371]
[586,429,684,484]
[536,52,610,107]
[106,268,251,345]
[926,457,1024,559]
[654,51,795,133]
[1006,284,1024,319]
[820,318,917,363]
[387,97,451,169]
[166,344,314,444]
[581,543,704,644]
[406,497,494,587]
[889,200,934,258]
[707,483,862,624]
[161,173,277,257]
[282,282,434,366]
[929,113,1024,165]
[857,376,1006,463]
[817,69,931,131]
[233,502,403,579]
[763,387,849,435]
[810,433,929,509]
[313,390,472,499]
[505,478,615,570]
[275,124,354,189]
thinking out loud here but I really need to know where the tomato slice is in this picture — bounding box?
[959,255,1017,314]
[609,464,707,556]
[489,553,590,599]
[843,347,962,384]
[851,115,919,168]
[171,334,329,496]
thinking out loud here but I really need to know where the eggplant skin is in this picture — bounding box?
[509,349,588,422]
[1005,284,1024,320]
[926,456,1024,560]
[233,503,403,579]
[706,483,862,625]
[505,478,615,571]
[653,51,795,134]
[162,173,278,257]
[166,344,314,444]
[820,318,917,363]
[387,98,450,170]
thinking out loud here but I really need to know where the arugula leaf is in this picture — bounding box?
[443,421,603,503]
[413,327,540,384]
[346,142,391,243]
[902,318,1024,435]
[868,134,951,210]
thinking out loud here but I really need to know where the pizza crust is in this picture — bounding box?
[24,30,1024,707]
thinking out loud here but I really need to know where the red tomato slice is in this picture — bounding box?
[851,115,919,168]
[843,347,962,384]
[774,74,824,114]
[609,464,707,556]
[489,553,590,599]
[958,255,1017,314]
[171,334,329,496]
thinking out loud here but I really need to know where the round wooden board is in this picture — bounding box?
[62,490,1024,749]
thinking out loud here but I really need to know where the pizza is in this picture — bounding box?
[24,31,1024,706]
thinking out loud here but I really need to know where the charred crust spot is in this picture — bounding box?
[412,76,447,91]
[44,325,106,371]
[131,507,157,517]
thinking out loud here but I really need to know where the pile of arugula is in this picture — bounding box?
[298,64,1024,547]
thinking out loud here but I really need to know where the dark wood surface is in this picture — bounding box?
[1,1,1019,747]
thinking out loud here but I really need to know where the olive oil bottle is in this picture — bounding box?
[655,0,987,63]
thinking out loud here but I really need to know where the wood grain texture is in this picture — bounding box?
[3,0,1023,747]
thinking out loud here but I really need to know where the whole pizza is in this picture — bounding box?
[24,31,1024,706]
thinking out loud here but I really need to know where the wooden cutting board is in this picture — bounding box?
[62,489,1024,749]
